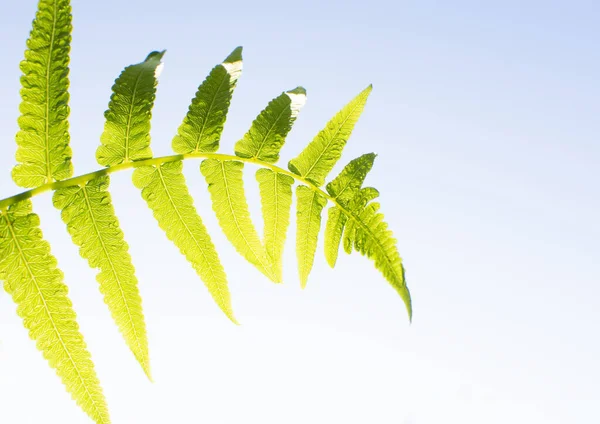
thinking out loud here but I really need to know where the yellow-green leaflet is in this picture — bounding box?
[342,186,379,254]
[295,185,327,288]
[235,87,306,162]
[13,0,73,188]
[343,216,356,255]
[133,161,236,323]
[288,85,372,186]
[96,51,165,166]
[353,202,412,320]
[256,169,294,281]
[326,153,375,206]
[53,176,151,378]
[0,201,110,424]
[172,47,243,154]
[324,206,347,268]
[201,159,277,282]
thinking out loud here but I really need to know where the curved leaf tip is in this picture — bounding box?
[225,46,243,63]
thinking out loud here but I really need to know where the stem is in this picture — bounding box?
[0,152,338,208]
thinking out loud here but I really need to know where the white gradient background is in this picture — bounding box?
[0,1,598,423]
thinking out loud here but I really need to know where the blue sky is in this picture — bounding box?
[0,1,598,423]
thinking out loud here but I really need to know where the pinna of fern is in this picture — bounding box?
[0,0,411,423]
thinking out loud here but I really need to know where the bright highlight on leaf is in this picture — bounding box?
[1,1,413,420]
[53,176,151,378]
[13,0,73,188]
[0,201,110,424]
[133,161,237,323]
[96,51,165,166]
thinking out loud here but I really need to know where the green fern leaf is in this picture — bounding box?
[12,0,73,188]
[295,185,327,287]
[324,206,347,268]
[172,47,243,154]
[52,176,151,378]
[235,87,306,162]
[326,153,375,205]
[256,168,294,281]
[351,201,412,320]
[201,159,277,282]
[0,201,110,424]
[342,186,379,254]
[133,161,236,323]
[96,51,165,166]
[342,217,356,255]
[288,85,372,186]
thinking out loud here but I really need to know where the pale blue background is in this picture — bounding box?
[0,1,598,423]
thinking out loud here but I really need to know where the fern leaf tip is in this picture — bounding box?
[288,86,306,96]
[225,46,243,63]
[145,50,166,61]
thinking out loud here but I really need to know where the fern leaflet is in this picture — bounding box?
[0,201,109,424]
[172,47,243,154]
[133,161,237,323]
[235,87,306,162]
[13,0,73,187]
[324,206,347,268]
[256,169,294,281]
[288,85,372,186]
[201,159,278,282]
[53,176,151,378]
[96,51,164,166]
[295,185,327,287]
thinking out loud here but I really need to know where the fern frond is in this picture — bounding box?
[295,185,327,287]
[0,201,109,424]
[172,47,243,154]
[133,161,236,323]
[13,0,73,188]
[53,176,151,378]
[235,87,306,162]
[201,159,277,282]
[96,51,165,166]
[324,206,347,268]
[351,201,412,320]
[288,85,372,186]
[256,169,294,281]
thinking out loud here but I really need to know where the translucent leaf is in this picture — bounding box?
[0,201,110,424]
[326,153,375,206]
[352,202,412,320]
[133,161,236,323]
[53,176,151,378]
[96,51,164,166]
[295,185,327,287]
[343,216,356,255]
[324,206,347,268]
[235,87,306,162]
[288,85,372,186]
[172,47,243,154]
[13,0,73,187]
[256,168,294,281]
[201,159,277,282]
